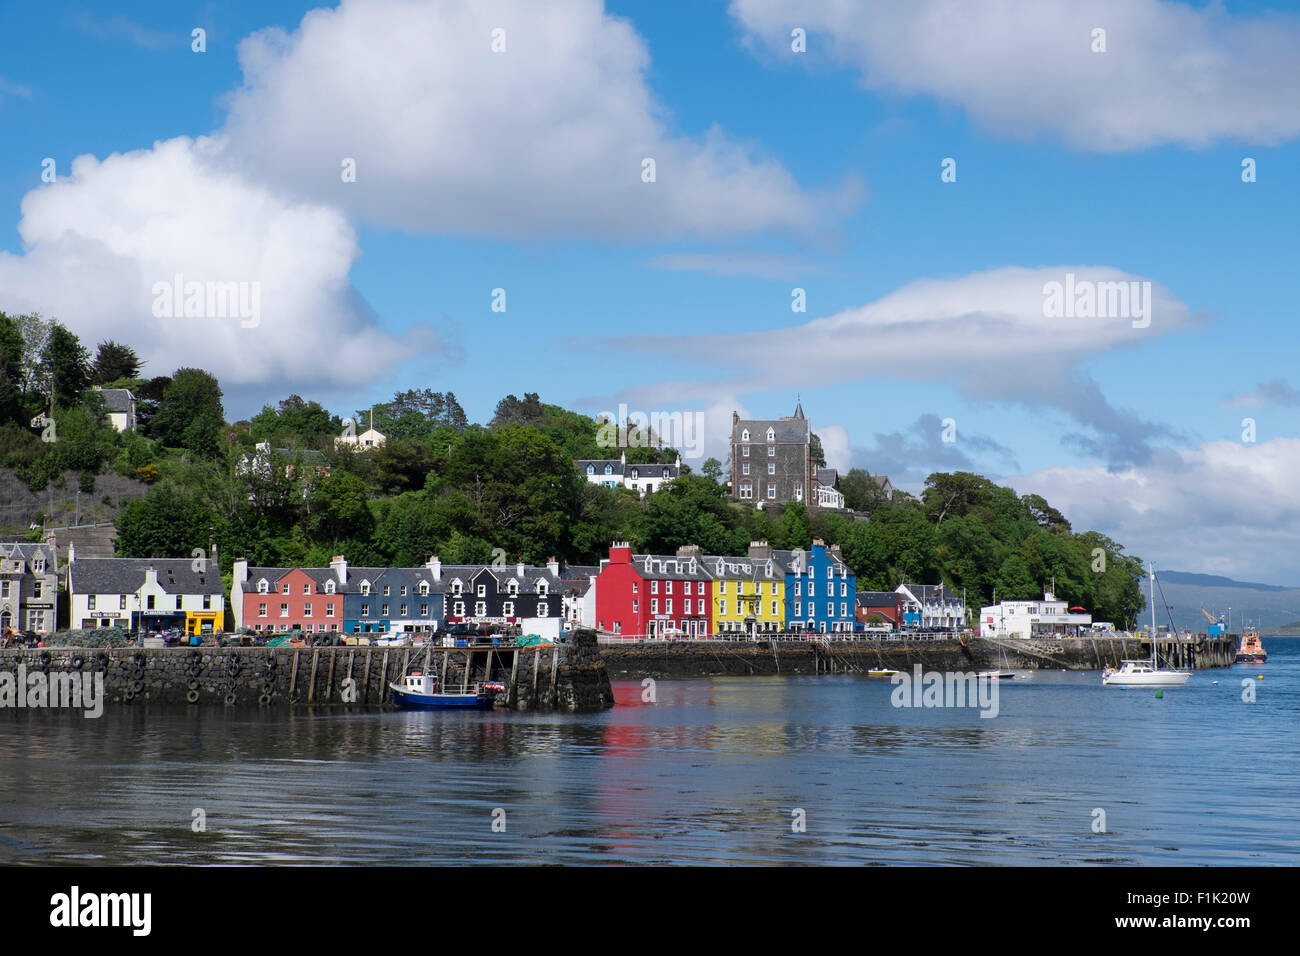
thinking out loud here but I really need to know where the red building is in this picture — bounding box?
[856,590,902,629]
[239,566,342,633]
[594,542,714,638]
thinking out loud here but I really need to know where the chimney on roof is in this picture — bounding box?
[747,540,771,560]
[609,542,632,564]
[425,555,442,582]
[547,556,559,576]
[829,543,842,559]
[68,541,75,564]
[210,541,218,570]
[516,561,526,578]
[330,554,348,584]
[676,545,701,558]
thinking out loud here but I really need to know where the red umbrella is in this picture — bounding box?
[1069,606,1086,611]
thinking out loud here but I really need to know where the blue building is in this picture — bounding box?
[771,540,857,633]
[337,558,445,634]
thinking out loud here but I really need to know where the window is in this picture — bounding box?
[327,603,336,617]
[304,602,312,617]
[175,596,182,610]
[767,462,775,475]
[742,446,749,457]
[419,582,429,595]
[772,601,778,616]
[0,581,7,598]
[719,600,727,616]
[203,594,212,609]
[258,603,267,617]
[742,463,750,475]
[475,601,486,617]
[452,582,462,596]
[604,464,613,475]
[503,601,514,617]
[361,603,369,616]
[537,582,548,596]
[809,582,816,596]
[361,582,371,595]
[740,482,752,499]
[303,583,311,595]
[840,583,847,597]
[280,603,288,617]
[88,595,96,610]
[146,594,155,610]
[586,465,594,475]
[632,599,639,613]
[537,602,548,617]
[651,580,659,594]
[632,581,638,594]
[476,585,486,597]
[841,603,848,617]
[665,580,673,594]
[827,603,834,617]
[719,580,726,594]
[651,599,659,614]
[381,604,389,616]
[827,566,833,579]
[795,602,802,616]
[420,603,428,616]
[453,602,464,616]
[400,585,407,596]
[741,429,750,441]
[697,599,704,614]
[282,583,290,595]
[119,595,127,610]
[400,604,407,616]
[666,599,673,614]
[384,586,390,596]
[326,581,335,594]
[795,582,801,596]
[767,446,775,457]
[767,483,775,499]
[771,582,778,595]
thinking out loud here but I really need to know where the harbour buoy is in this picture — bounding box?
[1154,690,1163,699]
[1211,680,1218,685]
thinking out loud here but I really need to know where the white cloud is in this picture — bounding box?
[730,0,1300,151]
[1223,379,1300,409]
[0,137,431,388]
[218,0,852,239]
[1014,438,1300,581]
[608,265,1198,466]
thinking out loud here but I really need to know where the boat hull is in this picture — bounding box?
[1102,670,1191,687]
[391,688,494,710]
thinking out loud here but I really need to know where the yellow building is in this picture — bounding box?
[705,552,785,635]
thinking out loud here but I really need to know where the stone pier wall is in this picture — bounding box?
[0,628,615,713]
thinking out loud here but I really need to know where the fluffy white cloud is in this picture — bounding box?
[219,0,850,238]
[609,265,1196,465]
[730,0,1300,151]
[1015,438,1300,581]
[0,137,429,387]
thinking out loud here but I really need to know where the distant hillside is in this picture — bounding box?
[1160,570,1290,592]
[1153,571,1300,632]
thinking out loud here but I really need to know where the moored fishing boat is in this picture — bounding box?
[390,671,494,710]
[1235,629,1267,664]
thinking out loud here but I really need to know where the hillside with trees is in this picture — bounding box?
[0,310,1146,627]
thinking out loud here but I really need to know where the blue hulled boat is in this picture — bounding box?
[390,672,495,710]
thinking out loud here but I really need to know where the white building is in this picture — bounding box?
[575,452,680,496]
[978,589,1092,639]
[897,583,965,630]
[335,410,386,450]
[67,550,225,636]
[92,386,137,432]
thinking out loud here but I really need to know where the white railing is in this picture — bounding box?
[595,630,964,645]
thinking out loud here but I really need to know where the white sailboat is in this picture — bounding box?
[1102,562,1191,687]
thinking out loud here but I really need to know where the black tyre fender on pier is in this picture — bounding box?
[133,652,146,667]
[130,679,144,693]
[224,693,237,706]
[123,690,136,702]
[39,651,51,668]
[187,679,200,691]
[258,693,272,706]
[186,689,200,704]
[70,655,84,669]
[187,663,203,678]
[226,657,241,677]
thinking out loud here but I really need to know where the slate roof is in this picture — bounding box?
[899,583,962,604]
[0,542,56,569]
[559,564,599,581]
[99,388,135,413]
[70,557,223,595]
[702,554,781,580]
[632,554,714,582]
[857,591,899,607]
[733,418,809,444]
[816,468,838,488]
[576,459,625,477]
[771,547,853,576]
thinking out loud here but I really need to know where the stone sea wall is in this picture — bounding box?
[0,628,614,712]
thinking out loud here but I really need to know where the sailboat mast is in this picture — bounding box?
[1149,561,1157,666]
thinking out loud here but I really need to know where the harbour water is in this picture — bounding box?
[2,639,1296,865]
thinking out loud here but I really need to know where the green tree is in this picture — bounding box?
[40,323,91,408]
[115,485,210,557]
[151,368,224,456]
[90,341,142,385]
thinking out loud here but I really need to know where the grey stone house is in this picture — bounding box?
[730,403,815,507]
[0,542,58,635]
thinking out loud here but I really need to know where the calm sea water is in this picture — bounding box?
[2,639,1297,866]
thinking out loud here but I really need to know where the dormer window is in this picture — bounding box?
[604,464,613,475]
[663,468,669,478]
[587,465,594,475]
[631,468,638,479]
[419,582,429,595]
[257,579,269,594]
[766,427,774,441]
[325,581,335,594]
[741,429,750,441]
[536,582,548,596]
[508,582,519,596]
[360,581,371,595]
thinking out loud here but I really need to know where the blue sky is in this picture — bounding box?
[2,0,1300,580]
